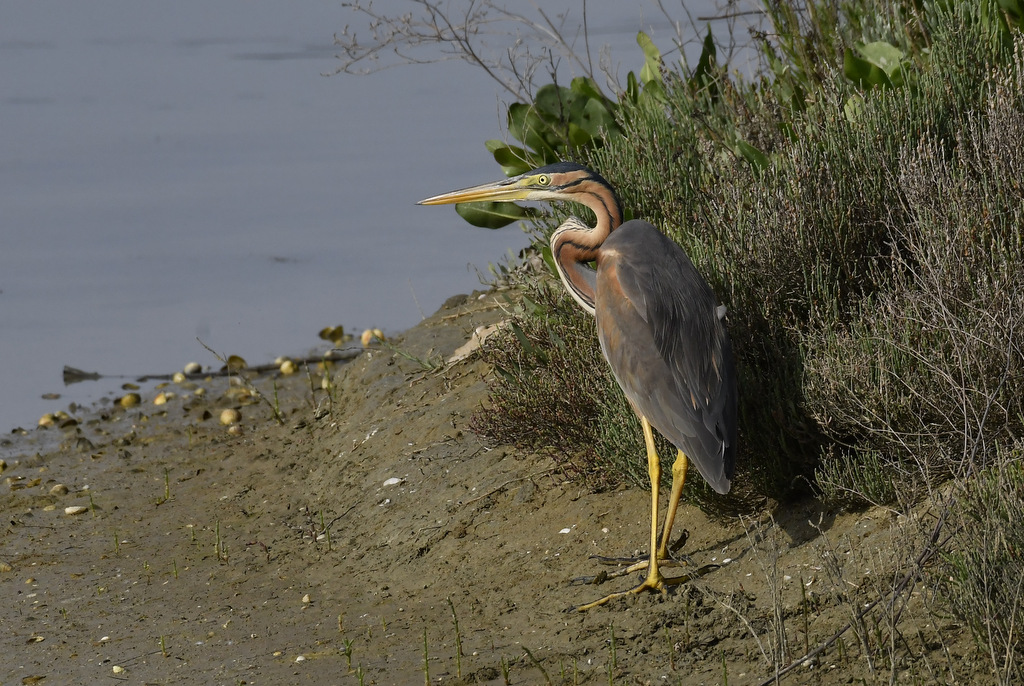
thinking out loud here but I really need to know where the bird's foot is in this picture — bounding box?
[572,549,693,586]
[575,574,666,611]
[572,564,720,611]
[581,528,691,572]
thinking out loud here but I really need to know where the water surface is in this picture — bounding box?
[1,0,731,430]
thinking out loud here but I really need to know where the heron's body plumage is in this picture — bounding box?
[596,220,736,494]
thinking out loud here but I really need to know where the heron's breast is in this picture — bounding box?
[595,252,633,321]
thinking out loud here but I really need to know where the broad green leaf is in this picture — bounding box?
[569,76,608,102]
[567,122,592,148]
[843,48,893,89]
[625,71,640,106]
[843,94,865,123]
[637,31,662,85]
[735,140,769,173]
[534,83,571,120]
[455,201,536,229]
[637,79,667,106]
[487,143,532,176]
[578,98,619,138]
[691,27,717,89]
[855,41,905,77]
[506,103,559,162]
[506,103,540,146]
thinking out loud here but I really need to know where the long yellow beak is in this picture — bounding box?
[418,178,534,206]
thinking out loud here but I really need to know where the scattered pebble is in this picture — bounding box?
[119,393,142,409]
[64,506,89,516]
[360,328,385,347]
[154,391,175,405]
[559,527,572,534]
[112,666,125,674]
[382,477,405,487]
[295,655,306,663]
[49,484,69,496]
[219,408,242,426]
[0,562,12,572]
[173,371,187,383]
[279,359,297,375]
[0,459,6,474]
[227,424,243,436]
[183,361,202,375]
[318,325,348,346]
[302,594,312,604]
[38,414,56,428]
[225,386,255,403]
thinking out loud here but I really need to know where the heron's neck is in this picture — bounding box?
[549,194,621,315]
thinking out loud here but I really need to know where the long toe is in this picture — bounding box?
[575,574,667,612]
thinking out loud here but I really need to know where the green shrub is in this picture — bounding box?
[939,450,1024,684]
[474,0,1023,513]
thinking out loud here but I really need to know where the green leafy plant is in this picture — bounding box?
[456,32,664,229]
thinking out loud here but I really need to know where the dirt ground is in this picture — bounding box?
[0,288,992,685]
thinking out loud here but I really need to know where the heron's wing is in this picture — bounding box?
[597,222,737,493]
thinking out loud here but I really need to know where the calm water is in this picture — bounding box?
[1,0,734,431]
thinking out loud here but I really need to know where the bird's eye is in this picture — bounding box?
[537,174,550,186]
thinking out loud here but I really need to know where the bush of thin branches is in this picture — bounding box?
[475,1,1023,512]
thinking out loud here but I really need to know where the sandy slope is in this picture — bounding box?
[0,288,985,684]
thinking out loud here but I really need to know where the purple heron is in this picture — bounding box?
[419,162,737,610]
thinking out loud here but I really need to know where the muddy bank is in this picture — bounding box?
[0,288,984,684]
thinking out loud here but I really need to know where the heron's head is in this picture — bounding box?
[418,162,618,208]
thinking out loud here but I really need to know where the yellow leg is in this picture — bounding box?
[585,448,690,574]
[657,450,689,559]
[577,416,667,611]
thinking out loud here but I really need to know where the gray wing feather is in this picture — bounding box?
[598,221,737,493]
